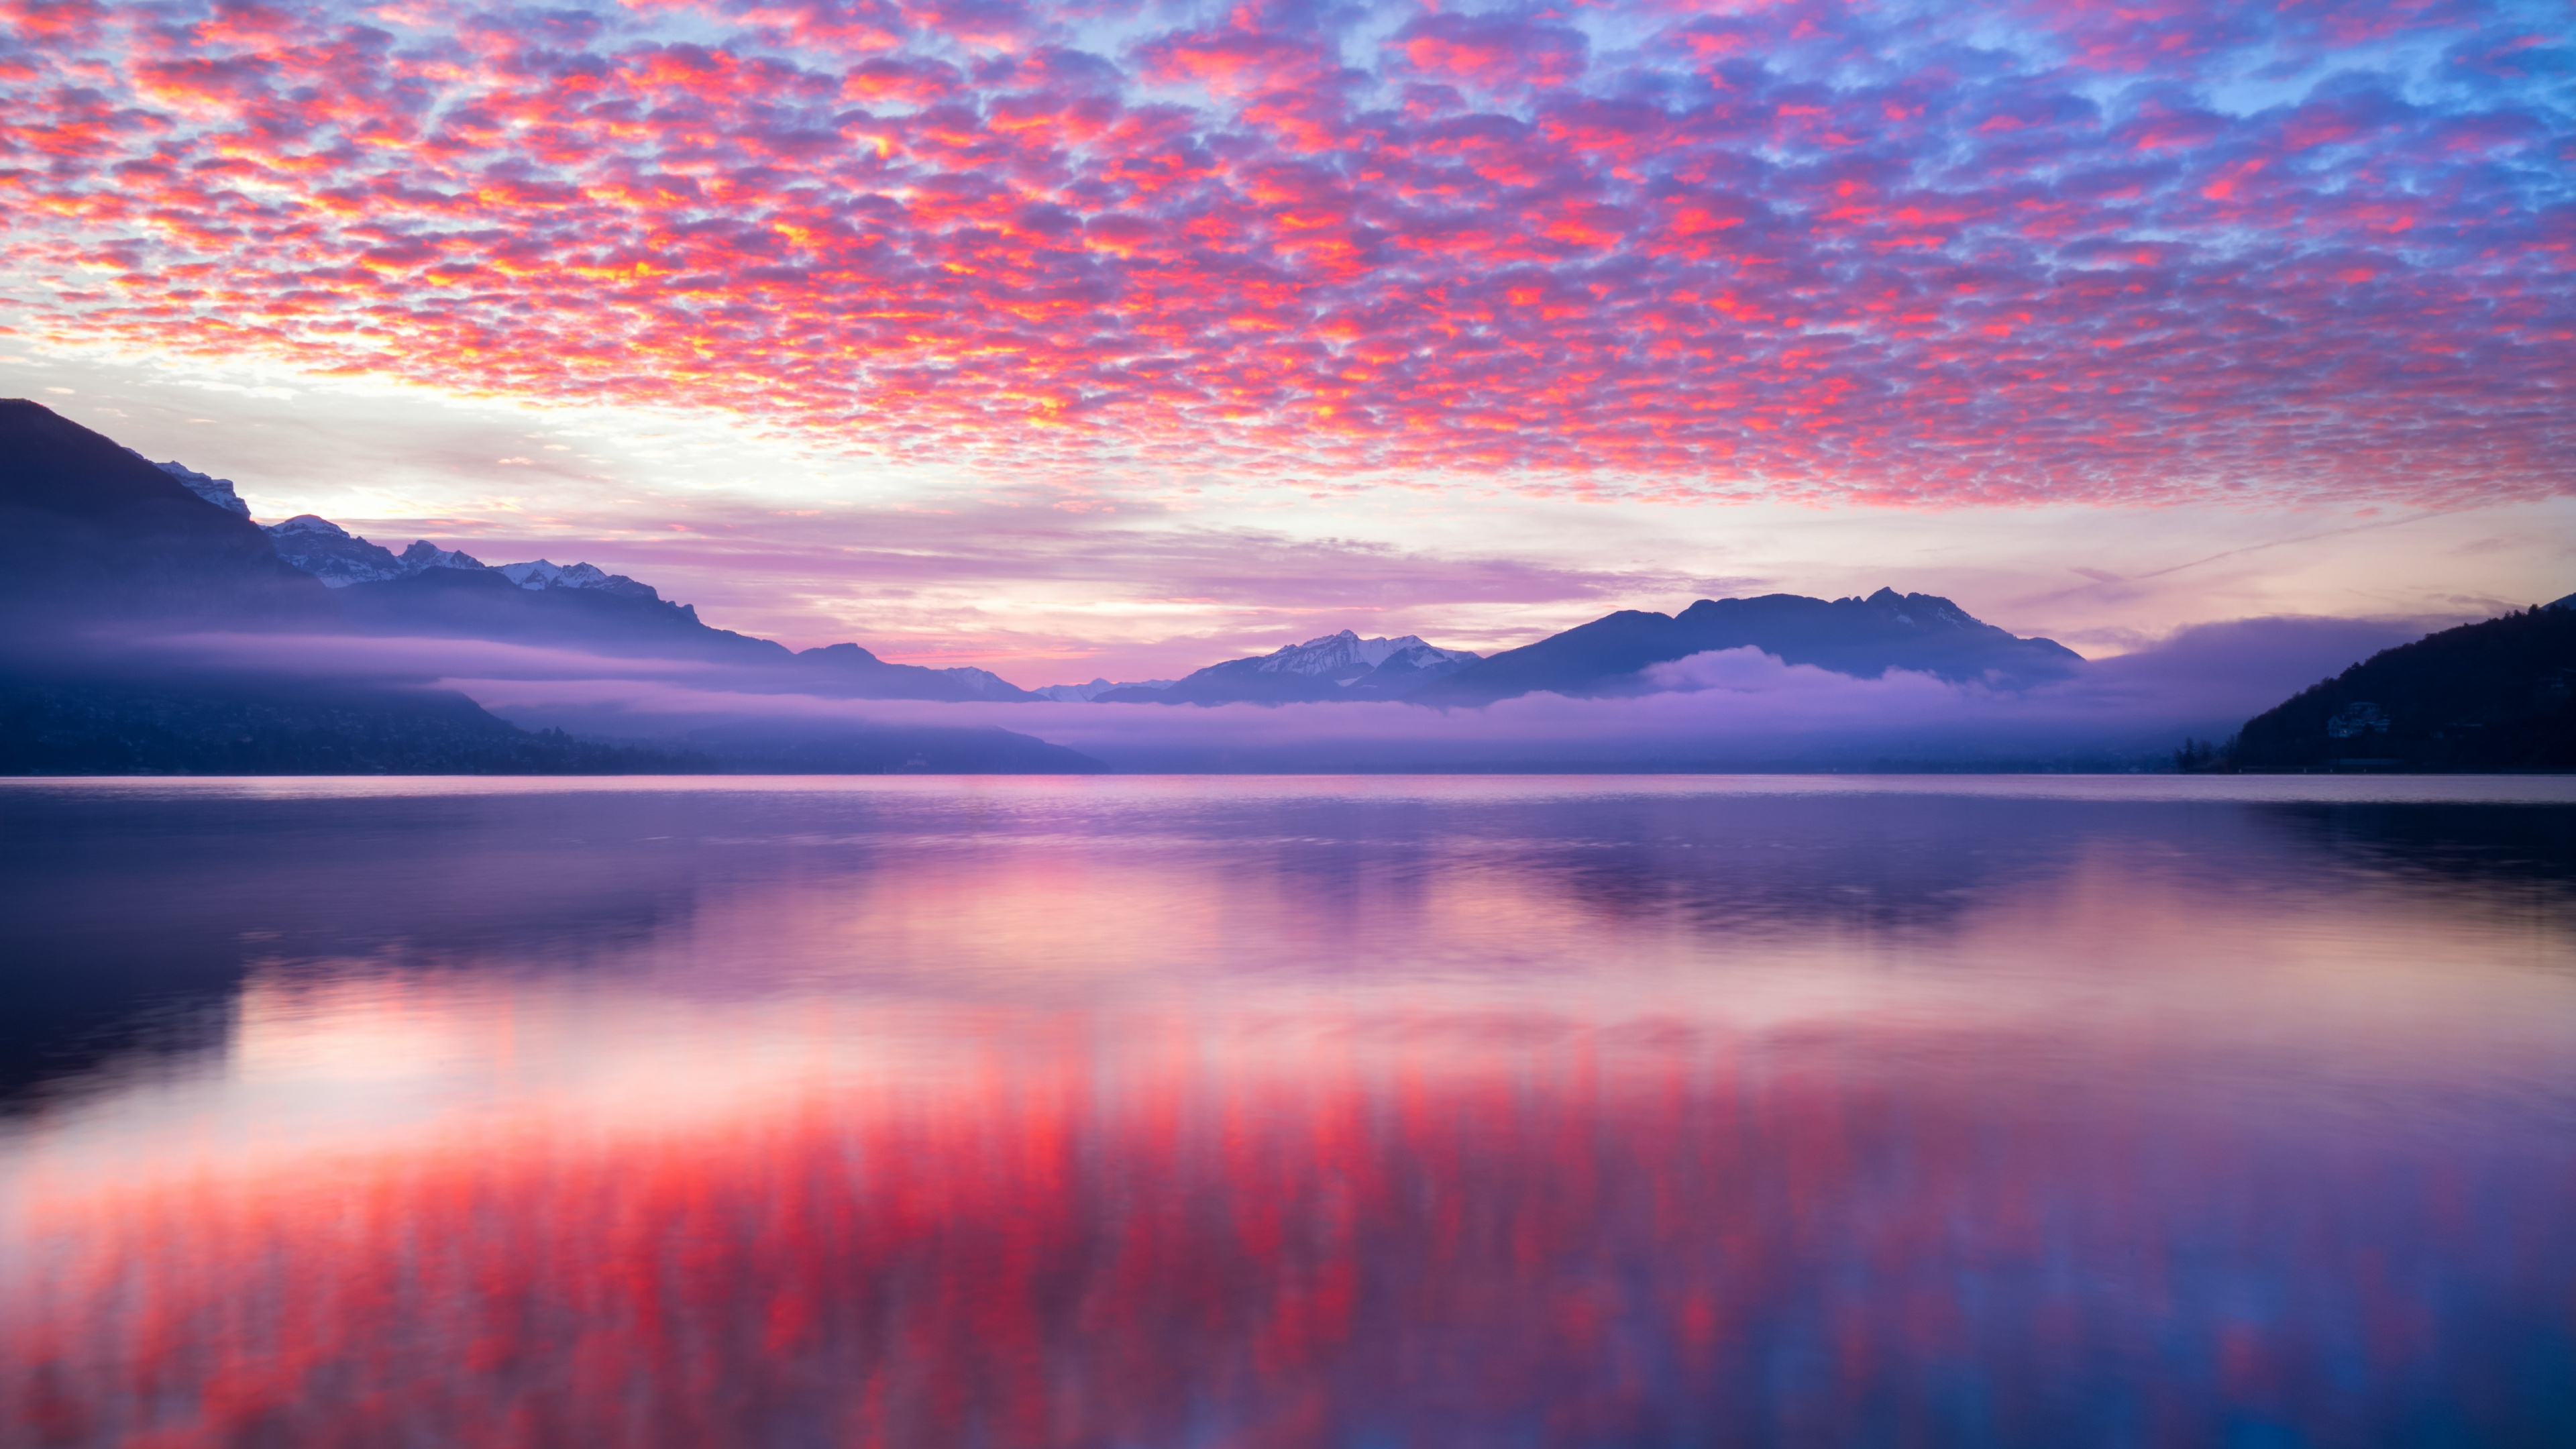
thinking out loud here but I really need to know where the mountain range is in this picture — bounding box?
[0,400,324,634]
[0,400,1085,771]
[100,458,2089,710]
[237,494,2083,708]
[1091,631,1485,704]
[21,396,2087,711]
[1415,591,2082,704]
[5,399,2561,773]
[260,511,1037,703]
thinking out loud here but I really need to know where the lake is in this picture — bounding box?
[3,775,2573,1448]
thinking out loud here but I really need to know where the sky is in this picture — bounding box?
[3,0,2571,684]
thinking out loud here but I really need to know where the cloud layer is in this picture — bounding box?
[3,0,2570,502]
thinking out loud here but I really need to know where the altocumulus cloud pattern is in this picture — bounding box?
[2,0,2571,501]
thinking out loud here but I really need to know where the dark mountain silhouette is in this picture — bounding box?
[778,643,1032,702]
[0,674,707,775]
[0,401,692,773]
[152,460,251,517]
[266,516,1034,702]
[263,513,443,585]
[330,570,1032,701]
[0,398,329,633]
[0,403,1084,773]
[1097,630,1480,705]
[1412,589,2084,705]
[2231,602,2576,770]
[5,402,1034,702]
[334,564,783,662]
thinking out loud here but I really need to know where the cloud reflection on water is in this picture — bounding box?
[1,780,2571,1446]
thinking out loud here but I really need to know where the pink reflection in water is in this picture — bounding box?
[5,1000,2571,1448]
[0,781,2571,1447]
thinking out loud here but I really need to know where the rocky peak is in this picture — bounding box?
[268,513,356,539]
[1254,629,1479,677]
[400,539,487,572]
[1849,587,1979,630]
[496,559,661,600]
[150,459,251,517]
[262,515,407,587]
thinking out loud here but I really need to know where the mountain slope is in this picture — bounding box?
[0,399,329,635]
[0,676,706,775]
[328,571,1035,701]
[152,460,250,517]
[260,509,1033,702]
[2232,604,2576,769]
[784,643,1039,702]
[1099,631,1481,704]
[335,565,792,663]
[0,402,694,771]
[1413,589,2084,705]
[0,404,1075,771]
[263,515,413,586]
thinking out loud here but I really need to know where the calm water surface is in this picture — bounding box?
[2,775,2573,1448]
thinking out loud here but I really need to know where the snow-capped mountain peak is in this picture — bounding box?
[262,515,409,586]
[138,455,250,517]
[1116,629,1484,703]
[258,506,672,602]
[492,558,659,598]
[268,514,356,539]
[144,451,677,602]
[500,559,572,588]
[1252,630,1477,678]
[400,539,487,572]
[262,518,499,588]
[499,559,606,590]
[1846,587,1980,630]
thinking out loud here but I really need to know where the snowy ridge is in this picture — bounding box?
[149,458,250,517]
[255,504,659,601]
[257,515,507,588]
[498,559,604,589]
[262,515,409,586]
[1252,630,1480,678]
[1837,586,1980,630]
[498,559,661,600]
[400,539,488,572]
[1099,629,1485,704]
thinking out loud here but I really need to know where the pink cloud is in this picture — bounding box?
[1388,13,1589,93]
[0,0,2567,504]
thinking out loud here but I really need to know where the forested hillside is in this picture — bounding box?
[2233,604,2575,769]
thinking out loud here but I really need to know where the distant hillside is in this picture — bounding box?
[0,677,707,775]
[266,506,1032,702]
[0,403,1087,773]
[0,398,329,633]
[1413,589,2083,705]
[2232,602,2576,770]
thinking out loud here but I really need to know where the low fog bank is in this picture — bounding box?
[123,614,2428,772]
